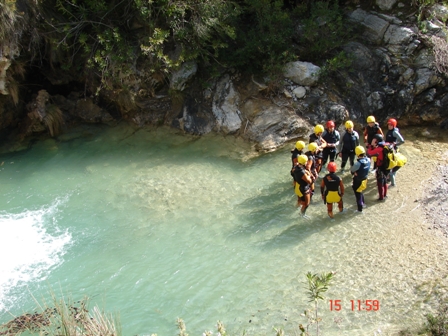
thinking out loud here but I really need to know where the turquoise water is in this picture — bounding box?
[0,124,447,335]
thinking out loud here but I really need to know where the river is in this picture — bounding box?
[1,123,447,335]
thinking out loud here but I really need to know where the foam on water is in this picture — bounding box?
[0,199,71,310]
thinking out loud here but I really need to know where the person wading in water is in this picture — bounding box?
[292,154,315,218]
[320,161,345,219]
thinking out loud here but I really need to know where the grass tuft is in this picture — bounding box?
[0,294,121,336]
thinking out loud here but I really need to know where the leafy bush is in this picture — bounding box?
[34,0,240,94]
[298,1,354,62]
[318,51,354,81]
[218,0,296,76]
[35,0,139,92]
[7,0,358,97]
[139,0,240,69]
[300,271,335,336]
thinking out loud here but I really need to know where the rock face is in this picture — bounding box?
[376,0,397,11]
[212,75,242,134]
[170,62,198,91]
[2,4,448,152]
[240,96,311,152]
[284,61,321,86]
[0,57,11,95]
[349,9,390,44]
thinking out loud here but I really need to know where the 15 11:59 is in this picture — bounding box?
[329,299,380,311]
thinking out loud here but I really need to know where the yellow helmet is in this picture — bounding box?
[295,140,306,150]
[308,142,318,152]
[367,116,376,123]
[345,120,354,129]
[314,124,324,134]
[298,154,308,165]
[355,146,365,156]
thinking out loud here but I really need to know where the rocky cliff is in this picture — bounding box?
[1,1,448,152]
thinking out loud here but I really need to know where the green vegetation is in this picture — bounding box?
[298,1,354,62]
[32,0,242,93]
[2,0,448,98]
[1,0,359,95]
[299,271,335,336]
[219,0,295,76]
[399,299,448,335]
[318,51,354,82]
[425,299,448,336]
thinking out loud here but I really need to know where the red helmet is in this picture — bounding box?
[326,120,335,128]
[387,118,397,127]
[328,162,337,173]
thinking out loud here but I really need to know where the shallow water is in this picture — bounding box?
[0,124,447,335]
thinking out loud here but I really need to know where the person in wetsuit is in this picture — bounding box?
[367,134,390,201]
[292,154,315,218]
[305,142,320,201]
[364,116,383,173]
[385,118,405,187]
[363,115,383,146]
[309,124,327,174]
[350,146,371,212]
[320,162,345,219]
[338,120,359,172]
[321,120,340,169]
[291,140,306,169]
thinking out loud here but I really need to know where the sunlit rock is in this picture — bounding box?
[414,68,443,95]
[283,61,320,86]
[242,98,311,152]
[212,75,242,134]
[376,0,397,11]
[349,9,390,44]
[293,87,306,99]
[383,25,415,45]
[170,61,198,91]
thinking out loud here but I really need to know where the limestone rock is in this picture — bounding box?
[293,87,306,99]
[178,98,214,135]
[430,4,448,22]
[284,61,320,86]
[415,68,443,95]
[383,25,415,45]
[75,98,114,123]
[376,0,397,11]
[170,61,198,91]
[349,9,390,44]
[244,101,310,152]
[212,75,242,134]
[343,42,378,71]
[367,91,385,111]
[414,49,435,68]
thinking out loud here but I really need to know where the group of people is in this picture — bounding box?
[290,116,406,219]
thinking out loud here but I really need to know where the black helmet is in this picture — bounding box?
[373,134,384,142]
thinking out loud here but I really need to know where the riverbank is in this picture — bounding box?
[377,127,448,335]
[404,127,448,238]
